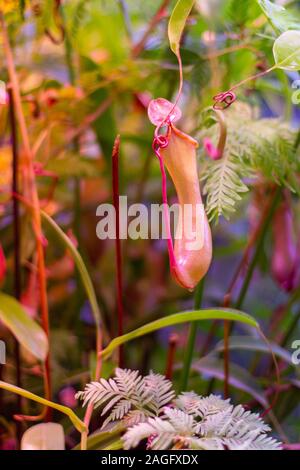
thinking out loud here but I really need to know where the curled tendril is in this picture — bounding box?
[152,134,169,154]
[213,91,236,110]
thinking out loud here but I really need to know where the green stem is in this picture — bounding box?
[294,128,300,152]
[281,308,300,348]
[235,187,282,310]
[179,279,205,392]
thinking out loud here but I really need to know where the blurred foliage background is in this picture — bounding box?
[0,0,300,449]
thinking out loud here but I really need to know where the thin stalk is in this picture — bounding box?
[165,333,179,380]
[112,136,125,368]
[8,86,22,447]
[179,279,205,392]
[1,13,52,419]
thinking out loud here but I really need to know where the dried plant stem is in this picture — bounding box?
[1,14,52,418]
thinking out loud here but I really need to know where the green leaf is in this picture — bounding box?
[212,336,293,365]
[0,292,48,361]
[192,357,269,408]
[168,0,195,56]
[41,211,102,329]
[273,30,300,71]
[101,309,259,359]
[257,0,300,34]
[0,380,86,434]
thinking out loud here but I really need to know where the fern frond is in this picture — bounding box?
[163,408,197,435]
[78,370,282,451]
[102,399,132,429]
[199,104,299,222]
[122,410,147,427]
[176,392,231,418]
[141,371,175,416]
[123,417,175,450]
[201,149,250,222]
[123,388,282,451]
[76,368,175,429]
[114,368,143,399]
[223,434,282,450]
[75,378,121,408]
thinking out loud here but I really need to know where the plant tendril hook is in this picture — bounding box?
[213,91,237,110]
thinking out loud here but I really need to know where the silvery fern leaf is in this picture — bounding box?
[176,392,231,418]
[163,408,198,435]
[76,368,175,429]
[122,386,282,450]
[141,371,175,415]
[76,368,144,428]
[101,399,132,429]
[78,370,282,450]
[123,417,176,450]
[223,435,282,450]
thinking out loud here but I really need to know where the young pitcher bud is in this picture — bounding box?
[271,199,297,292]
[0,243,6,284]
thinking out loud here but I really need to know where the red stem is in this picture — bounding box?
[1,13,52,420]
[8,87,23,447]
[112,135,125,367]
[165,333,179,380]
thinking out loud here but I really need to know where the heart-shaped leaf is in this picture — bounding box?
[168,0,195,56]
[0,292,48,361]
[273,30,300,70]
[257,0,300,34]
